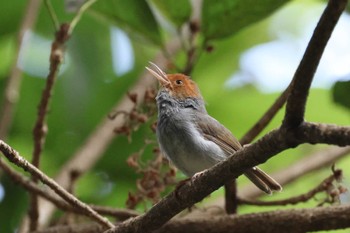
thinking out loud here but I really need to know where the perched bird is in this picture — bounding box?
[146,63,282,194]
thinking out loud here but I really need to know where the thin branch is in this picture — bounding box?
[44,0,60,31]
[69,0,98,35]
[240,84,291,145]
[199,146,350,210]
[0,140,114,229]
[30,23,70,231]
[35,39,182,226]
[283,0,347,128]
[0,158,139,220]
[239,145,350,200]
[0,0,41,140]
[238,168,344,206]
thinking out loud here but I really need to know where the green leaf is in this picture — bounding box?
[202,0,289,40]
[151,0,191,28]
[332,80,350,111]
[91,0,162,44]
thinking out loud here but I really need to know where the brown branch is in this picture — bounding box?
[29,23,70,231]
[0,158,139,220]
[104,122,350,233]
[154,205,350,233]
[283,0,347,128]
[0,0,41,140]
[238,168,344,206]
[0,140,114,229]
[35,39,182,226]
[30,205,350,233]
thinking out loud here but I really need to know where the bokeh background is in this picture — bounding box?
[0,0,349,232]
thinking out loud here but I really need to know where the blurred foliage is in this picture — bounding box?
[332,80,350,111]
[151,0,192,28]
[202,0,290,40]
[0,0,349,232]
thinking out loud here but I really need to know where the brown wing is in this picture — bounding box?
[194,113,242,156]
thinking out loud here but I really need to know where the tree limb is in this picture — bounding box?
[283,0,347,128]
[154,204,350,233]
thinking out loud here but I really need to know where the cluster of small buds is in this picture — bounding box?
[110,88,157,142]
[125,143,177,210]
[318,168,347,206]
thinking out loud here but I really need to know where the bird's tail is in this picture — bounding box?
[244,167,282,194]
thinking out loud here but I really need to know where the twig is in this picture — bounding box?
[238,169,344,206]
[69,0,98,35]
[0,140,114,229]
[240,146,350,200]
[35,39,182,226]
[240,84,291,145]
[44,0,60,31]
[0,158,140,220]
[0,0,41,140]
[283,0,347,128]
[0,158,139,220]
[196,146,350,210]
[30,23,70,231]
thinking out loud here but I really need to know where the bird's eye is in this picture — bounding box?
[175,80,183,85]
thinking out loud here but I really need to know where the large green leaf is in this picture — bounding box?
[91,0,161,44]
[151,0,191,28]
[202,0,289,40]
[332,80,350,111]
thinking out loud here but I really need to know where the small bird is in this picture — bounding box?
[146,63,282,194]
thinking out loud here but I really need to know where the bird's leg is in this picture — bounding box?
[174,170,207,199]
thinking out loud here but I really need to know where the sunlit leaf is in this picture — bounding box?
[202,0,289,40]
[151,0,191,28]
[91,0,162,44]
[332,80,350,110]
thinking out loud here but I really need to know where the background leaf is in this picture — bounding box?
[151,0,192,28]
[202,0,290,40]
[91,0,162,44]
[332,80,350,110]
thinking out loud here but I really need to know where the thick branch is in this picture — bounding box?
[283,0,347,127]
[0,140,114,229]
[155,205,350,233]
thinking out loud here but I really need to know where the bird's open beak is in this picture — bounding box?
[145,62,170,87]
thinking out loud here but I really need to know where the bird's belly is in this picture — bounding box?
[157,120,227,177]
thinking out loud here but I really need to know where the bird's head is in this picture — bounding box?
[146,62,202,100]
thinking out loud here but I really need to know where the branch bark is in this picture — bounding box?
[283,0,347,128]
[154,204,350,233]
